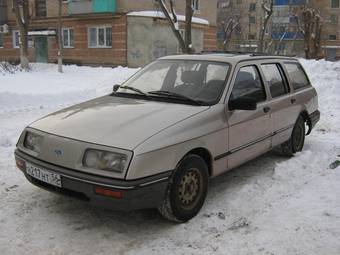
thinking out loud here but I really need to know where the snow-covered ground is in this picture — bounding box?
[0,60,339,255]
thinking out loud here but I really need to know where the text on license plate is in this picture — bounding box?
[26,163,62,188]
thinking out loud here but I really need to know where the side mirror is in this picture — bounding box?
[113,84,121,92]
[229,97,257,111]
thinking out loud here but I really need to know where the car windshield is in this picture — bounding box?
[116,60,230,105]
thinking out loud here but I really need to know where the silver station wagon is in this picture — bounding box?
[15,53,320,222]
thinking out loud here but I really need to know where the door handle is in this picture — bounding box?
[291,98,296,104]
[263,106,271,113]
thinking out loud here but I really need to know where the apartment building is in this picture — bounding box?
[0,0,218,67]
[217,0,340,60]
[271,0,305,56]
[271,0,340,60]
[217,0,272,52]
[310,0,340,60]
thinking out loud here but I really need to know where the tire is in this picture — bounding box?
[281,115,306,156]
[158,154,209,223]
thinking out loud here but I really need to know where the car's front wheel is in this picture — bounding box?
[158,154,209,222]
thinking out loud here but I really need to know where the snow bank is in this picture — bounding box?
[0,60,339,254]
[300,58,340,132]
[0,64,139,114]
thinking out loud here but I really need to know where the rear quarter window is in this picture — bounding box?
[284,63,310,90]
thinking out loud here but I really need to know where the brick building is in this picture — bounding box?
[0,0,218,67]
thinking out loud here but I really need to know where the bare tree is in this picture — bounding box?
[57,0,63,73]
[157,0,194,54]
[221,17,239,51]
[258,0,273,53]
[297,8,323,59]
[11,0,30,70]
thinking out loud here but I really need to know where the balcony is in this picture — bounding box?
[0,0,7,25]
[68,0,116,15]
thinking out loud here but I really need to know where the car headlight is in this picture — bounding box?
[83,149,127,173]
[24,131,43,153]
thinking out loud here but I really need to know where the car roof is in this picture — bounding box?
[160,53,298,65]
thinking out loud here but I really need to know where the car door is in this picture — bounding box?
[259,62,298,147]
[226,63,273,170]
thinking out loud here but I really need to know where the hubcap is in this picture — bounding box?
[178,168,201,209]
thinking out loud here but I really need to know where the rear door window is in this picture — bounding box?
[230,65,266,103]
[284,63,310,90]
[261,64,289,98]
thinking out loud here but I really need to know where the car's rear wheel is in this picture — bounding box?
[281,115,306,156]
[158,154,209,222]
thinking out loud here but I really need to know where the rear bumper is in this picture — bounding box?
[307,110,320,135]
[15,149,171,211]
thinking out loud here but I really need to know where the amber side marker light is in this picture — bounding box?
[15,158,26,171]
[95,187,123,199]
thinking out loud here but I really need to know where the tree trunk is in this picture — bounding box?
[19,26,29,68]
[258,0,273,53]
[185,0,194,53]
[312,15,322,59]
[157,0,194,54]
[58,0,63,73]
[158,0,187,53]
[12,0,30,70]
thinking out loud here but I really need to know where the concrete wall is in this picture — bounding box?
[127,16,204,67]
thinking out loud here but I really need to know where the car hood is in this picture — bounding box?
[29,95,209,150]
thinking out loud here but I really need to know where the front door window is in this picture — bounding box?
[230,65,266,103]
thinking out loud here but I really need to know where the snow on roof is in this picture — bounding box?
[28,30,56,36]
[127,11,210,26]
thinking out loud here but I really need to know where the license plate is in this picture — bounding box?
[26,163,62,188]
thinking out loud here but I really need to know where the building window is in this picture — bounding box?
[329,34,337,40]
[249,3,256,12]
[62,28,74,48]
[330,14,338,24]
[236,0,242,4]
[13,30,20,48]
[249,16,256,23]
[88,26,112,48]
[0,33,3,48]
[35,0,47,17]
[331,0,340,8]
[192,0,200,12]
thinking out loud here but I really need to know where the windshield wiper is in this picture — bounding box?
[148,90,204,106]
[114,85,149,97]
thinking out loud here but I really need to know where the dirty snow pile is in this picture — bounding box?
[0,60,339,255]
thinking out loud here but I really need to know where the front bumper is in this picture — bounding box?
[15,149,171,211]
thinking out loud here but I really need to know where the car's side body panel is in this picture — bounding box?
[223,60,273,170]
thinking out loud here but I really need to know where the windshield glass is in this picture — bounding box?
[117,60,230,105]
